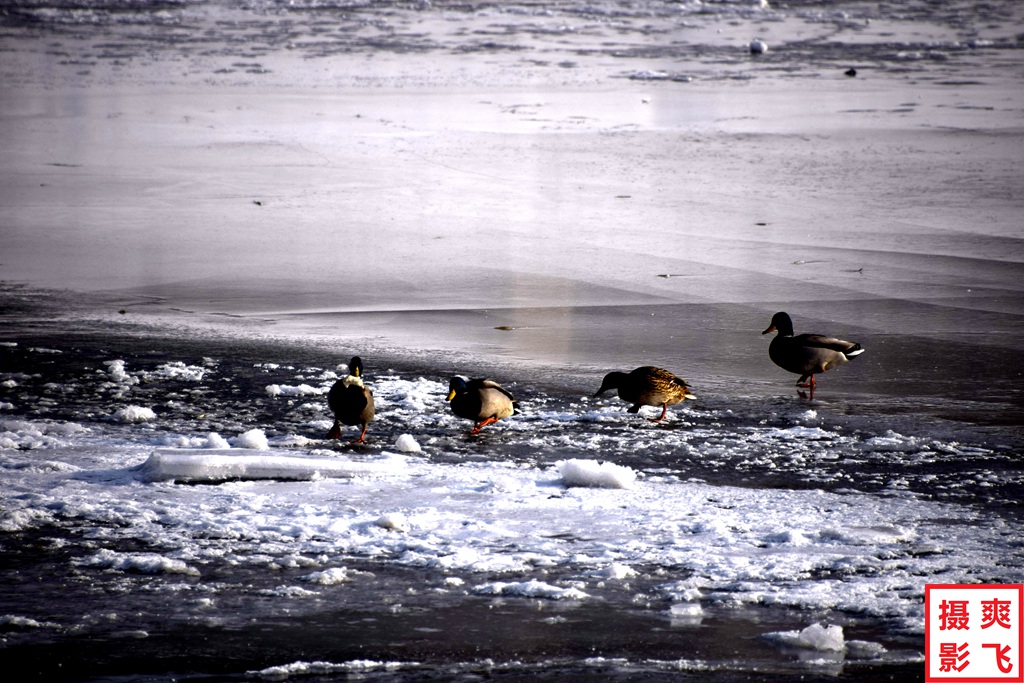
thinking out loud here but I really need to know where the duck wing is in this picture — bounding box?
[474,379,516,402]
[632,367,695,404]
[796,334,863,358]
[470,379,517,419]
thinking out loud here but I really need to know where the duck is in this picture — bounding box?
[326,356,375,443]
[761,312,864,396]
[446,376,518,433]
[594,366,696,422]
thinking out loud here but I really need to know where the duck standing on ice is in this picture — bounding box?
[594,366,696,422]
[446,377,518,434]
[326,356,375,443]
[761,312,864,397]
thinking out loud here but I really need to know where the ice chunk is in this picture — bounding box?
[764,622,845,651]
[113,405,156,423]
[158,432,232,449]
[265,384,326,397]
[847,640,887,659]
[256,661,402,679]
[104,359,132,383]
[394,434,421,453]
[375,513,410,532]
[76,548,199,576]
[206,432,231,449]
[0,615,59,629]
[303,568,352,585]
[139,449,405,483]
[558,459,636,489]
[232,428,269,450]
[798,623,845,651]
[594,563,637,580]
[473,579,589,600]
[669,603,704,618]
[151,362,206,382]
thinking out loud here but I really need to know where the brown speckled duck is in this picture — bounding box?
[594,366,696,422]
[447,376,518,434]
[761,312,864,396]
[326,356,375,443]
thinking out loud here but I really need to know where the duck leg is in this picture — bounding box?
[648,403,669,422]
[796,375,817,400]
[351,423,368,444]
[326,421,342,439]
[471,416,499,434]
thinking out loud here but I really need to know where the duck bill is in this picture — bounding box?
[761,324,777,335]
[446,389,457,401]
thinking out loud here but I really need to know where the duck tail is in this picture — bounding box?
[844,343,865,359]
[512,400,522,415]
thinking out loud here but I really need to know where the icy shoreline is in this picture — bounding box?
[1,313,1021,681]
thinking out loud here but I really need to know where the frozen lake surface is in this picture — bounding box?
[1,0,1023,680]
[0,310,1021,681]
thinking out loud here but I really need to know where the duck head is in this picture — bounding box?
[762,312,794,337]
[594,371,628,397]
[447,376,467,401]
[348,356,364,378]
